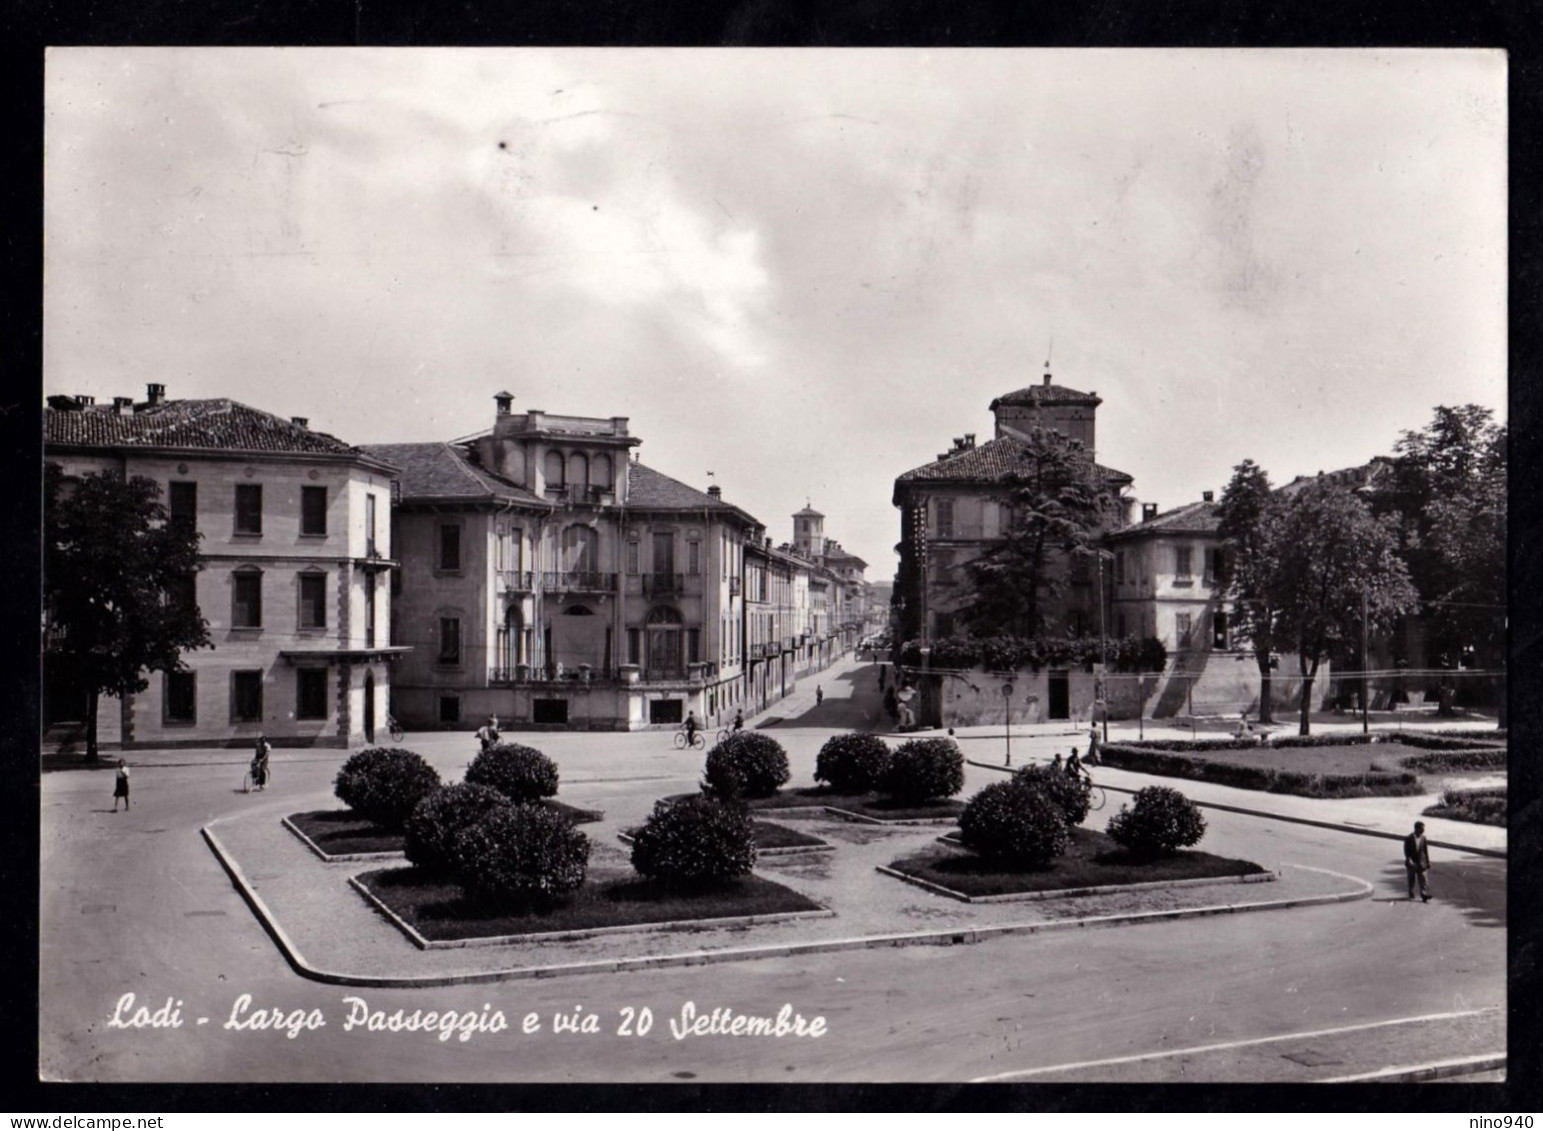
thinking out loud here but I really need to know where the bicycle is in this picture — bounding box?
[1081,773,1106,812]
[673,727,706,750]
[386,713,405,743]
[714,727,734,746]
[242,764,271,793]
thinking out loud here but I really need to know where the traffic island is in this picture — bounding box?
[619,819,834,857]
[351,865,830,949]
[880,828,1273,904]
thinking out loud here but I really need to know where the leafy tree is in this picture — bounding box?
[1261,479,1420,735]
[44,464,211,759]
[961,428,1121,637]
[1216,460,1283,722]
[1375,405,1507,674]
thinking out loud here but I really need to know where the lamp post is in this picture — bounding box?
[1361,580,1370,736]
[1002,681,1014,766]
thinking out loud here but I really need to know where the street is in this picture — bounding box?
[40,657,1506,1083]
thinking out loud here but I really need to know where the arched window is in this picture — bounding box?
[568,452,589,492]
[563,604,596,616]
[543,450,565,489]
[646,605,683,625]
[593,453,614,490]
[562,525,598,573]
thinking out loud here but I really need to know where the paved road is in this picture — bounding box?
[40,656,1506,1083]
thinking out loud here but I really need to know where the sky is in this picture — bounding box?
[44,48,1506,577]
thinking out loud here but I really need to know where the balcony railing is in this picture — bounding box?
[641,572,704,596]
[490,665,618,685]
[542,571,616,592]
[499,570,535,592]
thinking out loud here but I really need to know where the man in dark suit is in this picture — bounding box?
[1404,820,1432,902]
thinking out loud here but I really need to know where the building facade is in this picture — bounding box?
[369,394,757,732]
[45,386,403,749]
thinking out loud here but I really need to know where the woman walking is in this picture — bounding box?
[112,759,131,811]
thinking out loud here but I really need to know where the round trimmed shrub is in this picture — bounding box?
[814,732,892,794]
[1012,764,1093,826]
[1106,786,1207,857]
[450,804,590,904]
[630,795,757,885]
[702,733,790,800]
[882,737,965,805]
[404,783,512,874]
[958,781,1069,868]
[333,747,442,829]
[465,742,560,804]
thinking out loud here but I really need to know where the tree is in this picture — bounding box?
[1375,405,1507,675]
[44,464,211,759]
[1261,480,1420,735]
[1216,460,1282,723]
[960,428,1121,637]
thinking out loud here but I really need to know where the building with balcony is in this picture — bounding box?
[367,393,757,731]
[44,385,404,749]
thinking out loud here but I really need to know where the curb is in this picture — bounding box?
[349,873,836,950]
[282,815,406,864]
[875,863,1279,904]
[1318,1054,1506,1083]
[965,758,1507,859]
[202,822,1373,988]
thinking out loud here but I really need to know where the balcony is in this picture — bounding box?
[641,572,704,597]
[499,570,535,593]
[542,571,616,593]
[490,665,618,685]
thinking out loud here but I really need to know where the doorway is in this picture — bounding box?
[1048,670,1069,720]
[364,670,376,743]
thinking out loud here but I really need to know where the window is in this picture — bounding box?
[686,627,701,665]
[1175,546,1193,579]
[438,524,461,571]
[296,669,328,720]
[687,540,701,575]
[1115,551,1126,585]
[1212,612,1229,650]
[169,481,197,532]
[568,452,589,491]
[627,628,640,665]
[593,453,614,490]
[301,486,327,536]
[235,484,263,535]
[1175,613,1192,647]
[543,450,565,489]
[1207,547,1225,585]
[365,494,377,556]
[164,670,196,723]
[439,695,461,724]
[165,572,198,613]
[364,573,377,647]
[935,499,954,538]
[233,570,262,628]
[438,617,461,665]
[298,573,327,628]
[626,541,640,574]
[231,671,263,722]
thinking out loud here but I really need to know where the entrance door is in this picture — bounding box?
[1048,670,1070,720]
[652,532,674,576]
[364,671,376,743]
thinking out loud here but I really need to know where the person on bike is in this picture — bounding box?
[475,715,500,752]
[251,735,272,791]
[1065,747,1083,780]
[683,710,700,747]
[732,708,744,732]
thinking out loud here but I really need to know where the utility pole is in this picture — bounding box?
[1361,580,1370,736]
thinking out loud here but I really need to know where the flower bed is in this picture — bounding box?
[885,827,1268,899]
[1422,787,1506,827]
[1097,742,1425,798]
[620,819,830,852]
[288,801,601,858]
[354,865,824,942]
[746,786,965,823]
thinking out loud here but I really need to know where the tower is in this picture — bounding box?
[793,503,825,560]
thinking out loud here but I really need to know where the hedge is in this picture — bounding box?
[883,738,965,805]
[1098,743,1422,798]
[1012,764,1093,826]
[404,783,513,874]
[464,742,561,804]
[450,804,590,904]
[814,733,892,794]
[630,795,757,885]
[1106,786,1207,857]
[958,781,1069,867]
[333,748,443,829]
[702,733,790,800]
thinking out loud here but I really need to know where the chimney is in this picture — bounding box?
[493,391,514,415]
[291,416,309,429]
[146,383,166,406]
[112,396,133,415]
[1043,370,1052,387]
[75,395,95,407]
[1202,490,1214,503]
[963,433,975,449]
[1142,503,1158,522]
[707,485,722,500]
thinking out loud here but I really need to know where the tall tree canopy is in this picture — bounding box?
[961,428,1121,638]
[1215,459,1281,722]
[1262,479,1420,735]
[1374,404,1507,668]
[44,464,211,759]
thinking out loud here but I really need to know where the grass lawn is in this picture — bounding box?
[620,820,830,851]
[1099,742,1429,798]
[1423,787,1506,827]
[290,800,602,856]
[356,866,824,941]
[887,827,1269,898]
[748,786,966,821]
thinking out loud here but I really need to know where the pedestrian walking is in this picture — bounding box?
[816,685,824,706]
[1404,820,1432,902]
[112,759,131,811]
[475,715,500,752]
[1086,726,1102,765]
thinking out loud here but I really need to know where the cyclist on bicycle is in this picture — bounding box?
[250,735,272,791]
[683,710,700,747]
[732,708,744,733]
[1065,747,1083,780]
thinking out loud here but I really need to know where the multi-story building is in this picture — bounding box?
[743,531,806,713]
[891,369,1134,645]
[368,394,757,731]
[44,385,403,748]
